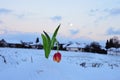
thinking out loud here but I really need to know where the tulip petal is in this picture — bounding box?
[53,52,61,63]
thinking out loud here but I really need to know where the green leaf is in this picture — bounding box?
[43,31,51,42]
[43,31,51,57]
[52,24,60,40]
[51,24,60,49]
[51,38,57,49]
[41,34,50,58]
[43,31,51,47]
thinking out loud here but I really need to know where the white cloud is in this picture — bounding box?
[0,8,12,15]
[0,20,3,24]
[108,8,120,15]
[50,16,62,22]
[69,29,80,35]
[106,27,120,35]
[0,31,41,42]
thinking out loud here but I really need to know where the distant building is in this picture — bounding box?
[0,39,8,47]
[66,42,86,52]
[31,43,43,49]
[53,43,66,50]
[108,48,120,56]
[0,39,43,49]
[6,40,22,48]
[66,43,79,52]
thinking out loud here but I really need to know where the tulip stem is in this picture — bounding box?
[56,40,59,52]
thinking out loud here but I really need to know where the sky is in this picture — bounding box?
[0,0,120,43]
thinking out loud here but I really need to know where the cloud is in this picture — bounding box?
[88,32,93,35]
[69,29,80,35]
[0,20,3,24]
[0,8,26,19]
[103,8,120,16]
[90,9,99,12]
[0,8,12,14]
[14,14,25,19]
[89,9,100,16]
[0,31,41,42]
[0,27,16,34]
[107,8,120,15]
[106,27,120,35]
[50,16,62,21]
[89,8,120,23]
[90,8,120,16]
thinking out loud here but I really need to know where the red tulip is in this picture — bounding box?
[53,52,61,63]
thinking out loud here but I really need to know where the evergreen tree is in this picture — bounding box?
[109,38,114,48]
[113,36,120,49]
[105,40,109,49]
[105,36,120,49]
[105,39,112,49]
[35,37,39,49]
[36,37,39,43]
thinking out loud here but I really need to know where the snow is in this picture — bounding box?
[108,48,120,56]
[0,48,120,80]
[66,43,86,48]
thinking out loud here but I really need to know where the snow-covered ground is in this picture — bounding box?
[0,48,120,80]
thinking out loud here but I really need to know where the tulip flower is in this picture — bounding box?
[53,52,61,63]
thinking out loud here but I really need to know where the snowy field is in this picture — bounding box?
[0,48,120,80]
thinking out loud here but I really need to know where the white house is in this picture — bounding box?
[108,48,120,56]
[66,43,79,52]
[66,42,86,52]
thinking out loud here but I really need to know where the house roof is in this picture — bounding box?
[66,43,86,48]
[6,40,21,44]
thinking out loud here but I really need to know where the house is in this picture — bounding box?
[0,39,43,49]
[7,40,23,48]
[31,43,43,49]
[20,41,33,48]
[0,39,8,47]
[108,48,120,56]
[66,43,79,52]
[8,43,24,48]
[53,43,66,50]
[77,42,86,52]
[66,42,86,52]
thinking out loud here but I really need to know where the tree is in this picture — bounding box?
[106,36,120,49]
[112,36,120,49]
[90,42,101,51]
[84,45,90,52]
[35,37,39,49]
[84,42,104,53]
[105,40,109,49]
[36,37,39,44]
[105,36,120,55]
[109,38,114,48]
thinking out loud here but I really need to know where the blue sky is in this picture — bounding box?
[0,0,120,43]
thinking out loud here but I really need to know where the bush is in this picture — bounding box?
[84,41,107,54]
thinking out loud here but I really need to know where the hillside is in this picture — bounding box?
[0,48,120,80]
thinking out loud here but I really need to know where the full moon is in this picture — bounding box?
[69,23,73,26]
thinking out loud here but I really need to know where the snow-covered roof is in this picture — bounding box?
[79,43,86,48]
[6,40,21,44]
[67,43,78,48]
[67,43,86,48]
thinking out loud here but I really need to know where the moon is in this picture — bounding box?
[69,23,73,26]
